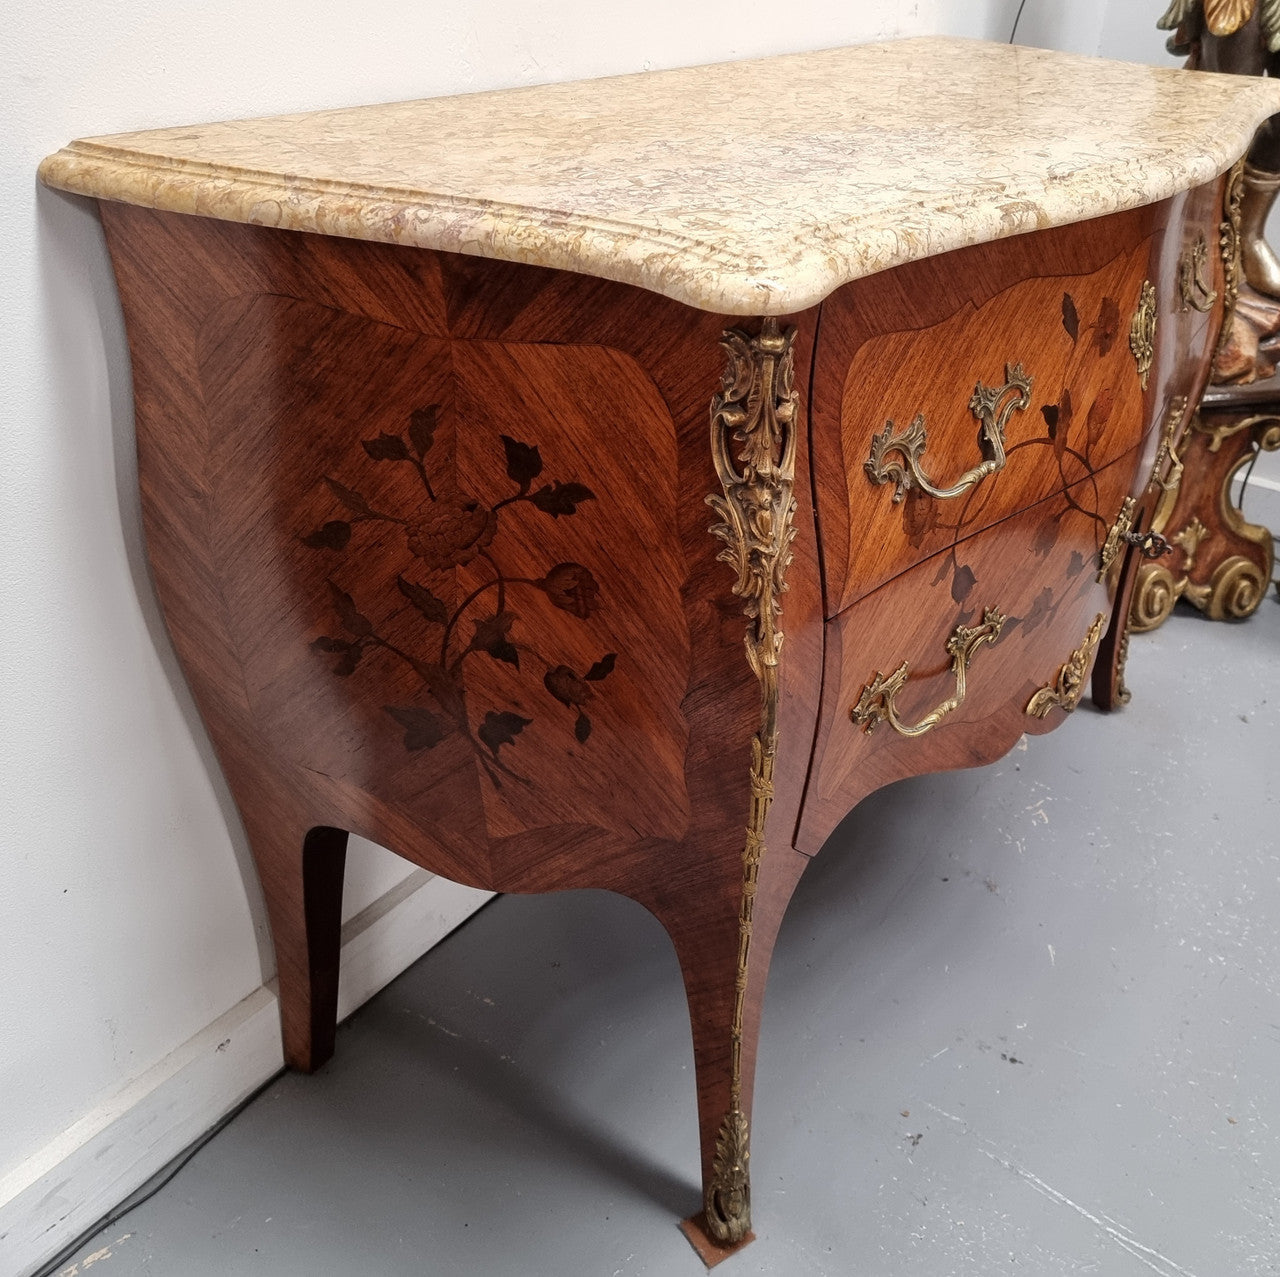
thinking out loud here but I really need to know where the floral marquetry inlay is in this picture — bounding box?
[305,407,616,789]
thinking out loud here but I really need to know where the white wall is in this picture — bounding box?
[0,1,1202,1272]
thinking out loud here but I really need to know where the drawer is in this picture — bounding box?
[796,444,1144,853]
[811,191,1221,620]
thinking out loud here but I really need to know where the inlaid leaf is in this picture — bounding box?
[479,710,532,757]
[575,710,593,743]
[1021,586,1054,633]
[385,705,448,751]
[585,652,617,681]
[327,579,373,637]
[324,476,374,518]
[529,481,596,518]
[333,649,363,677]
[1086,388,1115,440]
[951,563,977,604]
[301,520,353,551]
[1040,404,1059,439]
[409,406,438,457]
[1093,296,1121,356]
[363,433,410,462]
[1062,292,1079,342]
[1033,514,1061,558]
[902,486,939,546]
[414,660,466,719]
[397,574,449,625]
[1054,388,1073,459]
[501,435,543,491]
[471,612,520,667]
[311,634,363,676]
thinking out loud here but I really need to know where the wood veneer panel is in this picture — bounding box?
[812,186,1222,619]
[99,201,826,1220]
[798,444,1145,852]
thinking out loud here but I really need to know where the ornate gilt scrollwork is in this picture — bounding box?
[706,1106,750,1243]
[1114,626,1133,706]
[1131,561,1179,631]
[1199,409,1280,455]
[1098,497,1137,581]
[1026,613,1108,718]
[1148,396,1188,496]
[1178,232,1218,312]
[1184,555,1270,616]
[864,363,1033,503]
[1129,280,1157,390]
[1216,157,1247,361]
[703,316,798,1245]
[708,320,797,681]
[1129,399,1193,631]
[1172,515,1210,567]
[1130,407,1278,630]
[1099,494,1171,584]
[850,608,1006,738]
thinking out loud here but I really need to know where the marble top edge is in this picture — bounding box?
[38,37,1280,315]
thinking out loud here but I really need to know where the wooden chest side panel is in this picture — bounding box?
[102,204,825,899]
[197,292,692,852]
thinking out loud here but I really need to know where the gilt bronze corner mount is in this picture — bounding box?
[703,315,799,1245]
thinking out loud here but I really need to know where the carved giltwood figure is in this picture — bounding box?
[1159,0,1280,374]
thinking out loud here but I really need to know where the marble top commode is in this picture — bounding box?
[39,37,1280,314]
[37,32,1280,1262]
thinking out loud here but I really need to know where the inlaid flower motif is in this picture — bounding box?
[405,498,496,571]
[544,664,592,708]
[538,562,599,618]
[302,406,616,783]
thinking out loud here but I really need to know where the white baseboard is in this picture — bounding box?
[0,872,493,1277]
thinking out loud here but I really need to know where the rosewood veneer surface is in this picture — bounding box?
[38,37,1280,1255]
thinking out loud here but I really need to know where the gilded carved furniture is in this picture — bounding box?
[39,38,1280,1257]
[1137,0,1280,628]
[1130,380,1280,629]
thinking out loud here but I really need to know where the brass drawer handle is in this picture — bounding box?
[865,363,1033,503]
[850,607,1006,738]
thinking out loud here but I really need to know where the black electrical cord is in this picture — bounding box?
[1239,438,1263,501]
[31,1070,284,1277]
[1010,0,1029,43]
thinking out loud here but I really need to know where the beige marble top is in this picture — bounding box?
[39,37,1280,315]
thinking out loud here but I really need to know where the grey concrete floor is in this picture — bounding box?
[56,580,1278,1276]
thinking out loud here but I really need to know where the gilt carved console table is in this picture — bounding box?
[39,37,1280,1257]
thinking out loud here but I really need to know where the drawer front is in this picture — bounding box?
[797,445,1144,853]
[812,187,1222,620]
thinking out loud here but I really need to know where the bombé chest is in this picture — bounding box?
[39,36,1280,1255]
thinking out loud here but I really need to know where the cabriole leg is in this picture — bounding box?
[243,811,348,1073]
